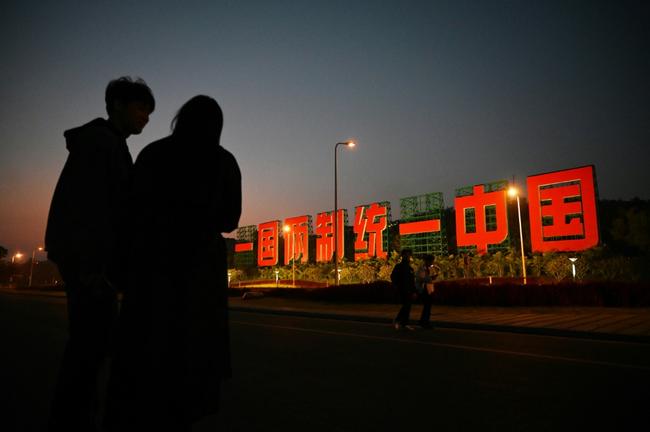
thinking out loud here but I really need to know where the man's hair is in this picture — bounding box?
[105,77,155,115]
[401,248,413,258]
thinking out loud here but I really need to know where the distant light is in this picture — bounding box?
[347,141,356,147]
[283,225,290,233]
[569,257,578,279]
[14,252,23,259]
[508,187,518,198]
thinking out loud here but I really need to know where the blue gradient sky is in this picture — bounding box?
[1,0,648,256]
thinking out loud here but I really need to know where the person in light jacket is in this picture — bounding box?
[416,254,436,329]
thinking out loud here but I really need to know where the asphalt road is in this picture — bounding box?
[2,293,649,431]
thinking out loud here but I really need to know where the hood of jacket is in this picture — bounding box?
[63,118,124,152]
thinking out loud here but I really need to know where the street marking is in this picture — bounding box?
[231,320,650,372]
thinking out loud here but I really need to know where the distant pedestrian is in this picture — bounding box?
[391,249,416,330]
[416,254,436,329]
[45,77,155,432]
[104,95,241,431]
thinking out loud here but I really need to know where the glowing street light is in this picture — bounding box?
[11,252,23,264]
[275,269,279,288]
[283,225,296,286]
[28,246,44,287]
[508,186,527,285]
[334,140,355,285]
[569,257,578,279]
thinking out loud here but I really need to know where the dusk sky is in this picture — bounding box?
[1,0,648,256]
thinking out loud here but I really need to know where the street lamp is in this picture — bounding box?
[283,225,296,286]
[508,186,527,285]
[569,257,578,279]
[10,252,23,285]
[334,140,355,285]
[28,246,44,287]
[11,252,23,264]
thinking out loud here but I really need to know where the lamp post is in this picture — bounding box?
[283,225,296,286]
[10,252,23,285]
[508,186,527,285]
[334,140,355,285]
[12,252,23,264]
[569,257,578,279]
[28,246,44,287]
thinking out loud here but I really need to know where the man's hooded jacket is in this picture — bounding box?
[45,118,133,276]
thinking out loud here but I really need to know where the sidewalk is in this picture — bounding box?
[229,296,650,343]
[3,287,650,343]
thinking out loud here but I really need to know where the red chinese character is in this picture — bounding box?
[257,221,280,266]
[455,185,508,255]
[234,242,254,253]
[527,166,599,252]
[399,219,441,235]
[315,210,346,262]
[354,202,389,260]
[283,215,311,265]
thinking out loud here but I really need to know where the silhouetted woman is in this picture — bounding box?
[105,95,241,431]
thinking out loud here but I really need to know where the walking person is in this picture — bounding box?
[391,249,416,330]
[104,95,241,431]
[416,254,436,329]
[45,77,155,432]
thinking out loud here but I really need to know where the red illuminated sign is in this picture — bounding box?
[455,185,508,255]
[527,166,599,252]
[283,215,311,265]
[236,165,600,268]
[234,242,254,253]
[315,210,346,262]
[354,202,390,260]
[399,219,441,235]
[257,220,280,266]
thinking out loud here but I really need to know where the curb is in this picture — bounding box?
[5,290,649,344]
[230,305,650,345]
[0,289,66,298]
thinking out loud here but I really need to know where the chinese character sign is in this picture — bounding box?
[398,192,446,256]
[315,209,347,262]
[527,165,599,252]
[455,185,509,255]
[283,215,312,265]
[233,164,601,270]
[354,202,390,260]
[257,220,280,267]
[234,243,253,253]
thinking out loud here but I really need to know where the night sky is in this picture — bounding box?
[1,0,648,256]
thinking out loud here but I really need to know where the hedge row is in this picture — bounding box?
[230,279,650,307]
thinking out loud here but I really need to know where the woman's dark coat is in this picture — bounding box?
[107,134,241,428]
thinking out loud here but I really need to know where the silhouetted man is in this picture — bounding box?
[392,248,416,330]
[45,77,155,432]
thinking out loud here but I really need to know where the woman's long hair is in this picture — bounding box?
[171,95,223,142]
